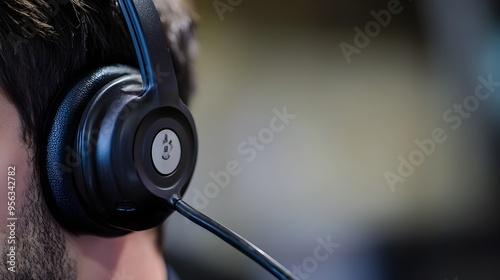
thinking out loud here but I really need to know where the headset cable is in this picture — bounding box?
[173,199,300,280]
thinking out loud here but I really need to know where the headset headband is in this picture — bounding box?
[119,0,179,102]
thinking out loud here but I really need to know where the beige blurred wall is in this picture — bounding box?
[164,1,495,279]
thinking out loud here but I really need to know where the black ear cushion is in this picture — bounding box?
[43,65,139,237]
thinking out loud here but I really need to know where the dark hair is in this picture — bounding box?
[0,0,197,248]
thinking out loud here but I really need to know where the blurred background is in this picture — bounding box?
[164,0,500,279]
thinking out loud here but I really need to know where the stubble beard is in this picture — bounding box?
[1,170,77,280]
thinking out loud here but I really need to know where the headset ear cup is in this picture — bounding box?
[42,65,139,237]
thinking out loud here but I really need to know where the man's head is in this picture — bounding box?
[0,0,197,278]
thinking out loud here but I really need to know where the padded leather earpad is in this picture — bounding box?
[42,65,139,236]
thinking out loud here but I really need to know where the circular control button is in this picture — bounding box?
[151,129,181,175]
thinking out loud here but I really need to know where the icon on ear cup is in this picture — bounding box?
[151,129,182,176]
[162,134,173,160]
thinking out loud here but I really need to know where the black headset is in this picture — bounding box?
[41,0,299,279]
[42,0,196,236]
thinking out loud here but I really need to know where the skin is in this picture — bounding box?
[0,91,167,279]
